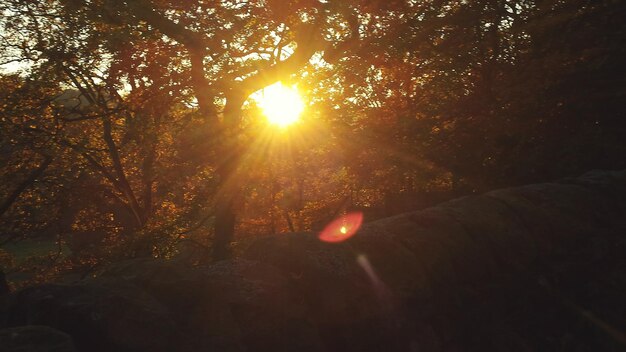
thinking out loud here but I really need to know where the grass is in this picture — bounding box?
[2,239,67,266]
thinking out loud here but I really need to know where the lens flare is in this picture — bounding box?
[319,212,363,243]
[357,254,394,310]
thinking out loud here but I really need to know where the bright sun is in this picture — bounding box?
[255,82,304,127]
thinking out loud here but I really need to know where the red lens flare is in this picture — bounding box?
[319,212,364,243]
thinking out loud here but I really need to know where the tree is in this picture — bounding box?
[304,0,626,192]
[0,74,60,245]
[1,0,624,269]
[1,0,387,260]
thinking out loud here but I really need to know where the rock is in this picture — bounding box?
[96,258,205,315]
[366,209,487,291]
[244,233,371,323]
[438,194,538,274]
[3,170,625,352]
[201,259,323,352]
[349,218,433,300]
[243,233,414,351]
[0,325,76,352]
[97,257,324,352]
[240,171,626,351]
[96,258,243,352]
[5,282,176,352]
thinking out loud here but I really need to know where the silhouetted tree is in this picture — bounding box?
[1,0,624,270]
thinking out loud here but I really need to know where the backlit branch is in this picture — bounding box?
[119,0,217,117]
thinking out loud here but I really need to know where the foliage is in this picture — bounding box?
[0,0,624,275]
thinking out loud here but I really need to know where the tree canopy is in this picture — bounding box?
[1,0,624,277]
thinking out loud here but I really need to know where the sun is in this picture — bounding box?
[255,82,304,127]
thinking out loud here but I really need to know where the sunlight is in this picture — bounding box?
[255,82,304,127]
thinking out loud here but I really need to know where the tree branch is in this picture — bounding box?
[102,116,145,227]
[124,0,209,52]
[121,0,217,118]
[234,25,326,97]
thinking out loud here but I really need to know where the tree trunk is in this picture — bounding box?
[210,92,245,261]
[211,153,239,261]
[0,269,9,295]
[212,197,236,261]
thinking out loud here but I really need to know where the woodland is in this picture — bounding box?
[0,0,625,286]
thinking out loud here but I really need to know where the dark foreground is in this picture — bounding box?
[1,170,625,352]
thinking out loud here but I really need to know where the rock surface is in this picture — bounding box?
[1,170,625,351]
[0,325,76,352]
[4,281,177,352]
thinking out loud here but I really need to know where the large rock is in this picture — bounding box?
[242,170,626,351]
[202,259,324,352]
[95,258,243,352]
[97,257,324,352]
[244,233,415,351]
[5,282,176,352]
[244,233,372,325]
[0,325,76,352]
[96,258,206,320]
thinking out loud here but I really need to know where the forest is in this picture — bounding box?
[1,1,626,351]
[0,0,625,287]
